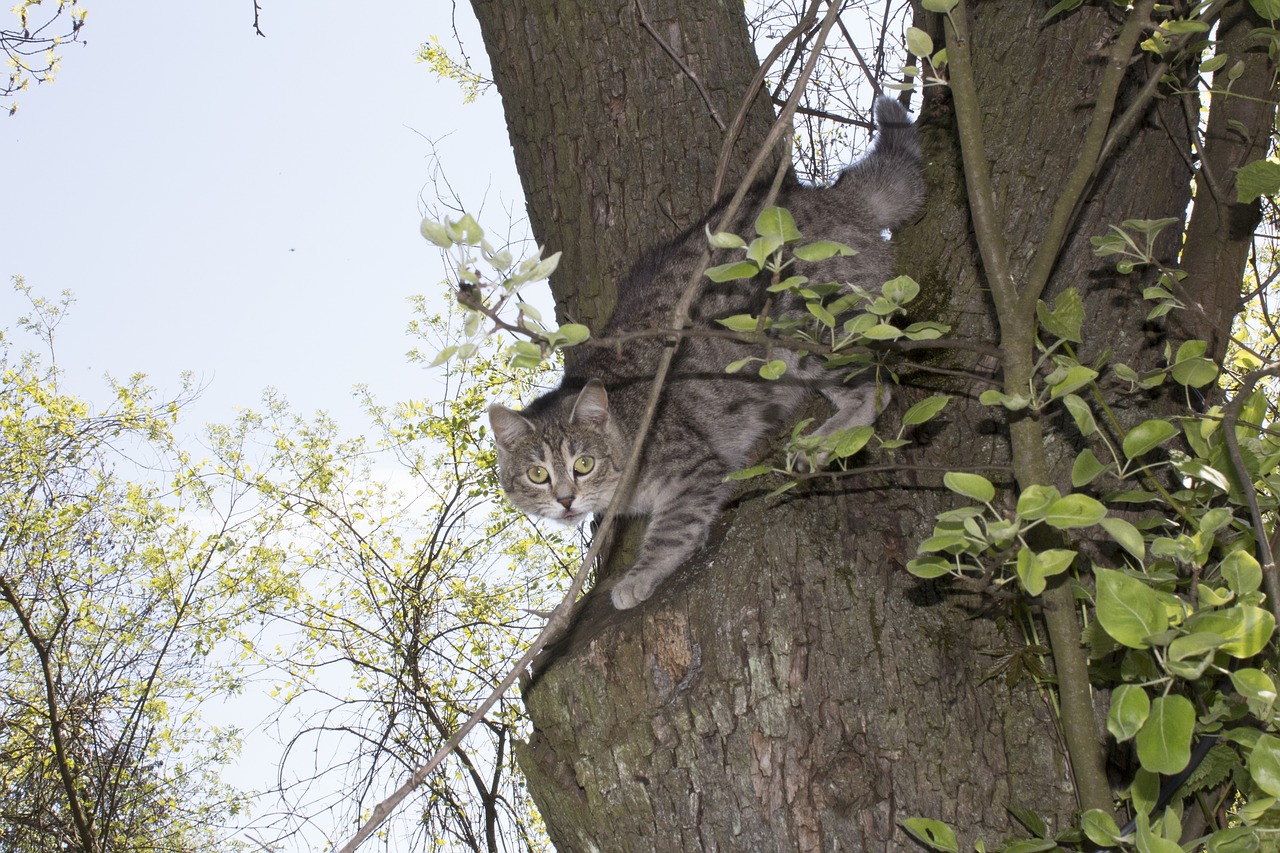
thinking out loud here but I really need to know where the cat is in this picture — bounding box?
[489,96,923,609]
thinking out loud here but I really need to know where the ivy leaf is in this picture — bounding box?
[921,0,959,12]
[1135,694,1195,775]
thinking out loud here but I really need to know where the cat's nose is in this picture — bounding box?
[557,496,574,509]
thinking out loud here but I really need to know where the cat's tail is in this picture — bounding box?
[835,95,923,230]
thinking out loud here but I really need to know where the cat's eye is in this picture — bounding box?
[573,455,595,475]
[527,466,550,484]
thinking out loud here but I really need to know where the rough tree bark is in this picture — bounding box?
[469,1,1271,849]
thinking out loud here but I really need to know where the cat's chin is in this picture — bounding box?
[558,509,590,525]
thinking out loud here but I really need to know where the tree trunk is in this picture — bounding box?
[469,1,1267,849]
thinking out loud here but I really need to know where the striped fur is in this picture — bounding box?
[491,97,922,609]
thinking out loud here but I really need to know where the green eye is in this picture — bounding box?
[573,455,595,475]
[527,466,549,484]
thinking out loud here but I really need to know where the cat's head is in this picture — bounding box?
[488,379,624,524]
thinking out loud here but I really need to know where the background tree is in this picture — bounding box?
[0,283,288,852]
[435,0,1280,850]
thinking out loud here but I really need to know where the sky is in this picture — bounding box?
[1,2,529,846]
[1,0,526,435]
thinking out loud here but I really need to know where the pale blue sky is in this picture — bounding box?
[1,0,524,432]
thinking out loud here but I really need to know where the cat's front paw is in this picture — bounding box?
[610,569,660,609]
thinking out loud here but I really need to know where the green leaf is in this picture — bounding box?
[707,229,747,249]
[860,323,903,340]
[828,425,875,460]
[1251,0,1280,19]
[747,234,784,268]
[907,556,952,579]
[724,464,773,482]
[1171,357,1218,388]
[1016,484,1061,521]
[717,314,764,332]
[902,395,950,427]
[705,261,761,282]
[724,357,759,374]
[1049,365,1099,400]
[1248,734,1280,797]
[901,817,958,853]
[419,217,454,247]
[1107,684,1150,742]
[943,471,995,503]
[921,0,959,12]
[1080,811,1124,848]
[754,206,801,242]
[1221,551,1262,595]
[1036,288,1084,343]
[1122,419,1179,459]
[793,240,856,262]
[882,275,921,305]
[1206,827,1261,853]
[1236,158,1280,204]
[1187,606,1276,659]
[902,321,949,340]
[1016,547,1047,595]
[1042,0,1085,24]
[1095,568,1168,648]
[1044,494,1107,529]
[905,26,933,58]
[1233,669,1278,721]
[979,389,1030,410]
[1060,394,1098,436]
[1071,448,1109,488]
[1168,632,1227,662]
[1007,805,1047,838]
[758,359,787,380]
[1136,694,1195,775]
[1101,517,1145,562]
[557,323,591,345]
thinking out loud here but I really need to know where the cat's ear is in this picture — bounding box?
[489,404,534,450]
[570,380,609,429]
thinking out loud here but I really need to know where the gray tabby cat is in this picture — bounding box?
[490,96,922,609]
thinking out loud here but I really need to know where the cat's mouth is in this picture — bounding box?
[559,509,588,524]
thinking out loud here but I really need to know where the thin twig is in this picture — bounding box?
[336,4,847,850]
[1220,362,1280,623]
[635,0,726,131]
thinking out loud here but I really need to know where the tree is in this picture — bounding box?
[423,0,1280,849]
[0,283,288,852]
[219,322,575,852]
